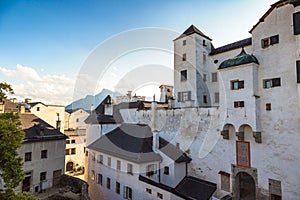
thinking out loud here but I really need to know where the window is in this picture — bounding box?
[117,160,121,171]
[296,61,300,83]
[106,178,111,189]
[266,103,271,111]
[116,182,120,194]
[25,152,32,162]
[40,172,47,182]
[66,139,70,144]
[127,163,133,175]
[231,80,244,90]
[146,188,152,194]
[107,157,111,167]
[66,149,70,155]
[164,167,169,175]
[270,35,279,45]
[76,118,79,122]
[146,164,157,177]
[269,179,282,200]
[71,148,76,155]
[37,107,40,111]
[203,74,207,82]
[215,92,219,103]
[263,78,281,88]
[293,11,300,35]
[262,38,269,48]
[71,139,75,144]
[97,174,102,185]
[203,39,206,47]
[91,170,95,181]
[41,150,47,159]
[182,40,186,46]
[157,192,163,199]
[56,120,61,129]
[203,53,206,63]
[181,70,187,81]
[85,150,88,156]
[182,53,186,61]
[178,91,191,102]
[203,95,207,104]
[262,35,279,48]
[234,101,244,108]
[219,171,230,192]
[124,186,132,199]
[212,72,218,82]
[97,155,103,164]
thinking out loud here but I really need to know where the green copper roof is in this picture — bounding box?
[219,48,259,69]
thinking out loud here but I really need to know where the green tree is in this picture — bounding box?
[0,113,25,190]
[0,82,14,99]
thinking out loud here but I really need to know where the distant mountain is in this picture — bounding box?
[65,89,123,111]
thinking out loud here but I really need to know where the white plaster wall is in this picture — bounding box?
[30,103,65,133]
[17,140,66,193]
[64,109,89,130]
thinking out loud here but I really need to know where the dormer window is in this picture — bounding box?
[146,164,157,177]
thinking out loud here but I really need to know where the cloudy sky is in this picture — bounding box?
[0,0,276,105]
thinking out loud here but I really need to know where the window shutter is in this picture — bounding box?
[123,186,126,198]
[297,61,300,83]
[293,12,300,35]
[188,91,191,100]
[178,92,182,102]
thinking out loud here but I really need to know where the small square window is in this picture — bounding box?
[37,107,40,111]
[234,101,244,108]
[182,40,186,46]
[71,139,75,144]
[66,139,70,144]
[262,38,269,48]
[181,70,187,81]
[71,148,76,155]
[157,192,163,199]
[266,103,271,111]
[270,35,279,45]
[66,149,70,155]
[146,188,152,194]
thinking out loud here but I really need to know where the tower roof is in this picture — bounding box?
[219,48,259,69]
[175,25,212,41]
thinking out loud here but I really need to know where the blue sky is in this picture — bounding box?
[0,0,276,104]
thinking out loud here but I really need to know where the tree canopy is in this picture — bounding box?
[0,113,25,190]
[0,82,14,99]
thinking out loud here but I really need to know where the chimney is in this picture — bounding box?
[20,104,25,114]
[25,98,31,104]
[90,104,94,112]
[150,101,159,152]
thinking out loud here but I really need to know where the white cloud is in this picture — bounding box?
[0,64,76,105]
